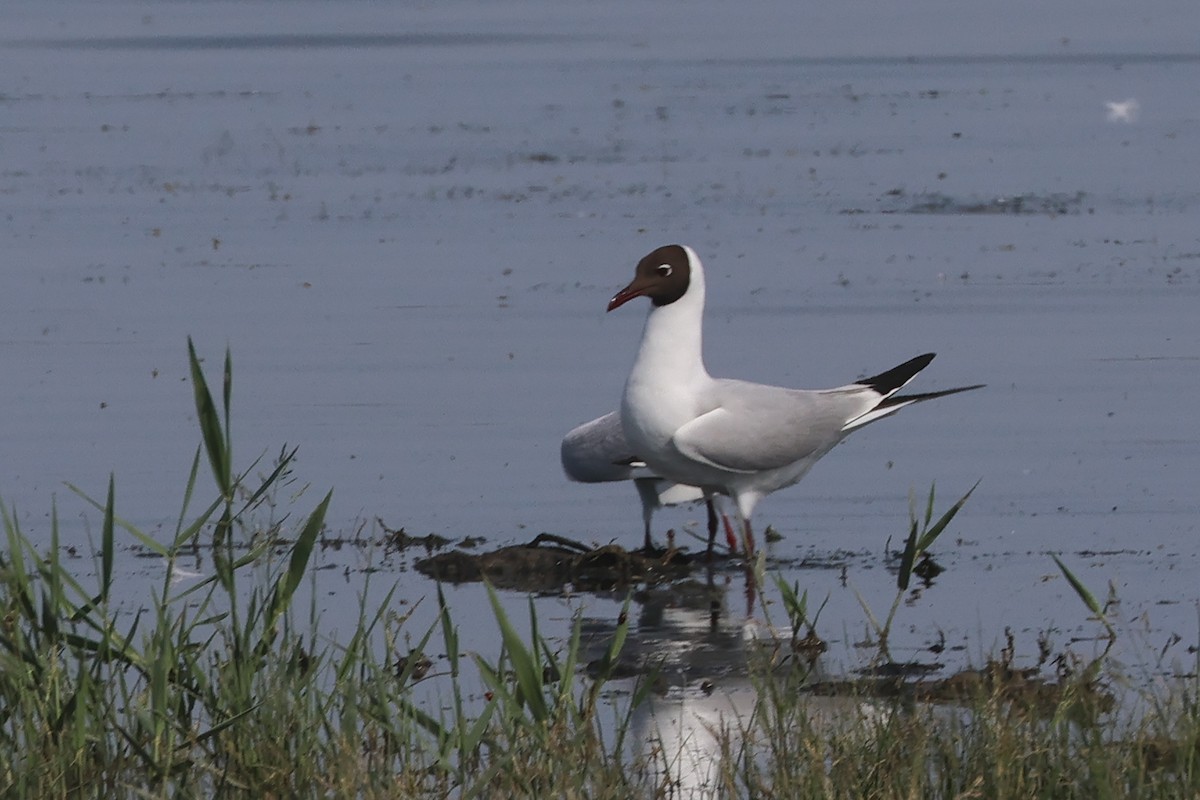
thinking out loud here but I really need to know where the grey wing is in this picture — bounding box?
[671,380,878,473]
[561,412,637,483]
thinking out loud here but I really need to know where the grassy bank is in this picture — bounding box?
[3,341,1200,798]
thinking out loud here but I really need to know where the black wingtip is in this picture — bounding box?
[856,353,936,396]
[879,383,986,409]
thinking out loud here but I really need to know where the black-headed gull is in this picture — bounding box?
[607,244,983,556]
[561,411,737,552]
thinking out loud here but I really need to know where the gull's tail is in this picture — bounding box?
[844,353,984,431]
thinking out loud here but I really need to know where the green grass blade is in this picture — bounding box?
[924,482,936,528]
[897,518,919,591]
[552,612,582,710]
[234,445,298,517]
[588,595,632,685]
[437,585,459,678]
[1053,555,1117,639]
[461,756,511,800]
[393,695,457,742]
[267,490,331,631]
[193,703,261,745]
[47,504,63,628]
[485,582,548,723]
[2,500,31,591]
[100,474,115,605]
[473,654,522,720]
[851,586,884,639]
[222,346,233,470]
[772,573,810,637]
[187,337,230,495]
[173,445,204,544]
[915,479,980,554]
[1054,554,1101,615]
[171,494,226,552]
[64,482,169,558]
[459,697,497,755]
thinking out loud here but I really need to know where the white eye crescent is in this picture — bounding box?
[656,264,672,277]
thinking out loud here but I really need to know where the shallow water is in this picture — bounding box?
[4,0,1200,743]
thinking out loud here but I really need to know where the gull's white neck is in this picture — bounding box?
[619,247,718,479]
[624,249,711,399]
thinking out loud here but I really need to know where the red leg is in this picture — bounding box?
[722,514,738,552]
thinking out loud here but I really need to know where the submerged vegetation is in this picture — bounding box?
[2,340,1200,798]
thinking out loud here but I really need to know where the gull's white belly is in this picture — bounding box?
[621,375,729,488]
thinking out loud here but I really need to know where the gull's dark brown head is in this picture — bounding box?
[607,244,692,312]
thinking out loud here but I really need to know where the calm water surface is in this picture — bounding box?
[3,2,1199,758]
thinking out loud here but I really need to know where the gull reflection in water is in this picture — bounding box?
[580,575,888,798]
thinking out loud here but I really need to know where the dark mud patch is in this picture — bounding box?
[414,533,712,592]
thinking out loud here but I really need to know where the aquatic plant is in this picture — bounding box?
[848,480,979,665]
